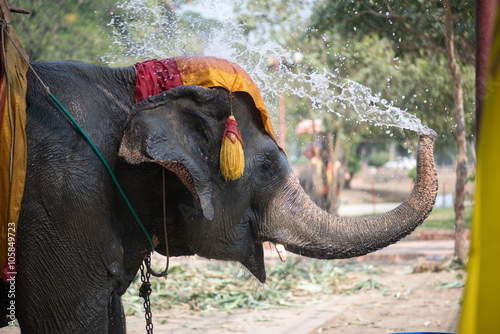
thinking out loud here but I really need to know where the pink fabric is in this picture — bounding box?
[134,58,183,103]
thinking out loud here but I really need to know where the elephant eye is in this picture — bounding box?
[255,148,282,184]
[197,124,210,141]
[187,115,211,143]
[260,161,274,180]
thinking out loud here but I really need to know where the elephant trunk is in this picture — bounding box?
[260,133,438,259]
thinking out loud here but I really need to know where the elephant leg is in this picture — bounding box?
[17,255,126,333]
[16,218,124,332]
[108,294,126,334]
[16,264,111,333]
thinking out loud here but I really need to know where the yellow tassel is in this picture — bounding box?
[220,115,244,180]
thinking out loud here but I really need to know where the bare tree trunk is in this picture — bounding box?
[444,0,468,261]
[339,134,353,203]
[328,130,341,214]
[327,132,336,214]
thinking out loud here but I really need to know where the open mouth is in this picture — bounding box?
[157,162,200,206]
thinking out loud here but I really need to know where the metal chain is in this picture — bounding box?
[139,254,153,334]
[139,169,172,332]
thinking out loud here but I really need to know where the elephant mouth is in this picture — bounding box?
[156,162,200,206]
[151,164,266,283]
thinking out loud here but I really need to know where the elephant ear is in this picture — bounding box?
[118,85,220,220]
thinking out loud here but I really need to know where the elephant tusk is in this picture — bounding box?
[275,243,287,263]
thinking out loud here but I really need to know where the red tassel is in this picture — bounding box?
[222,116,243,147]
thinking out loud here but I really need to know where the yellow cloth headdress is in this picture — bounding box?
[135,56,281,181]
[175,56,279,146]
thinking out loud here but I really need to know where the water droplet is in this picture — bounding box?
[104,0,433,136]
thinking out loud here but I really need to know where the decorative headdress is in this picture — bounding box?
[134,56,282,181]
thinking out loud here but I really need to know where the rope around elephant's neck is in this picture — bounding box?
[1,23,155,252]
[48,96,155,252]
[147,169,170,278]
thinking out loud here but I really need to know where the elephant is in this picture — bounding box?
[0,57,438,333]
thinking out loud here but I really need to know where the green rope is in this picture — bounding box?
[48,93,155,252]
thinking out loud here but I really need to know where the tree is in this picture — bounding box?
[11,0,220,65]
[12,0,118,63]
[443,0,468,261]
[309,0,474,261]
[233,0,445,214]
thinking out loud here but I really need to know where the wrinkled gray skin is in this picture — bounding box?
[0,61,437,333]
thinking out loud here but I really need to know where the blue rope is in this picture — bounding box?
[48,93,155,252]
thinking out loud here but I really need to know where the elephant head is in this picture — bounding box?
[118,84,438,283]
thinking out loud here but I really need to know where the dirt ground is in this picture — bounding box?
[0,255,464,334]
[125,255,464,334]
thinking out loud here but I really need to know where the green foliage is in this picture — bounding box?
[309,1,474,66]
[302,23,474,147]
[437,280,465,289]
[124,258,429,315]
[10,0,223,64]
[123,258,360,314]
[347,278,386,293]
[355,206,472,230]
[233,0,475,176]
[306,0,475,146]
[444,259,467,272]
[346,139,362,176]
[466,170,475,184]
[12,0,118,63]
[408,166,416,182]
[368,151,389,167]
[418,206,472,230]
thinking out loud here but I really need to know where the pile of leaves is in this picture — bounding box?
[123,257,353,315]
[123,257,465,316]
